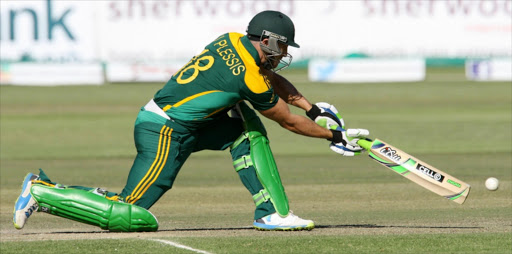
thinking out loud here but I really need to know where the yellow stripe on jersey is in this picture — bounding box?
[126,126,173,204]
[229,33,269,94]
[162,90,222,111]
[203,106,228,119]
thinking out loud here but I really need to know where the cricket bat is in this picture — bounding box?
[357,138,471,204]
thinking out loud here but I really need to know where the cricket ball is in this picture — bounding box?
[485,177,499,191]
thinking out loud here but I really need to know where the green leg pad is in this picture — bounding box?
[248,132,289,217]
[31,184,158,232]
[236,102,289,217]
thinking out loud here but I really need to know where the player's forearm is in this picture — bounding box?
[289,96,313,112]
[260,98,328,139]
[279,114,332,139]
[270,72,313,111]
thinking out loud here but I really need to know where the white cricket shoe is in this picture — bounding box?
[13,173,39,229]
[253,211,315,231]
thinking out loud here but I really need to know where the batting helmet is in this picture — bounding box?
[246,10,300,48]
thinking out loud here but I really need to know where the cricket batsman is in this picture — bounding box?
[13,10,369,231]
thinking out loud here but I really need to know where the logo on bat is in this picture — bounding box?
[379,147,402,163]
[416,163,445,183]
[447,179,462,188]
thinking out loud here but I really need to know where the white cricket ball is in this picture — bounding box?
[485,177,499,191]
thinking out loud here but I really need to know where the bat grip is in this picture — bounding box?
[357,139,373,151]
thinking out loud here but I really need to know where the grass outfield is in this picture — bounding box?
[1,68,511,253]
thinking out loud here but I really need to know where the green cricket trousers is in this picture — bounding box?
[118,105,276,220]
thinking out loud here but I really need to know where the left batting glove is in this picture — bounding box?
[306,102,345,129]
[329,128,370,156]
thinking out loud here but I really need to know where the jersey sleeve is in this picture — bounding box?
[227,32,278,111]
[240,71,279,111]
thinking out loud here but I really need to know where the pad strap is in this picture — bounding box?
[233,155,254,172]
[252,189,271,206]
[230,132,249,150]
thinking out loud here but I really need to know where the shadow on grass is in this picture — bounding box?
[164,224,484,231]
[22,224,483,234]
[316,224,483,229]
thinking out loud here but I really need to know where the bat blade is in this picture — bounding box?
[358,138,470,204]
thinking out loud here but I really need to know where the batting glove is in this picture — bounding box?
[329,128,370,156]
[306,102,370,156]
[306,102,345,130]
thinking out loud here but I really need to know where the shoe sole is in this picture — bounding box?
[253,222,315,231]
[13,173,36,229]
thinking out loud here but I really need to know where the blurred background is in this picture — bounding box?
[1,0,511,85]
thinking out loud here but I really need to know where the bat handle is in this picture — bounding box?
[357,138,373,151]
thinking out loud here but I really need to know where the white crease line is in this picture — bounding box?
[151,239,214,254]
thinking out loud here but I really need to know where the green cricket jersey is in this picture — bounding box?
[153,33,278,130]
